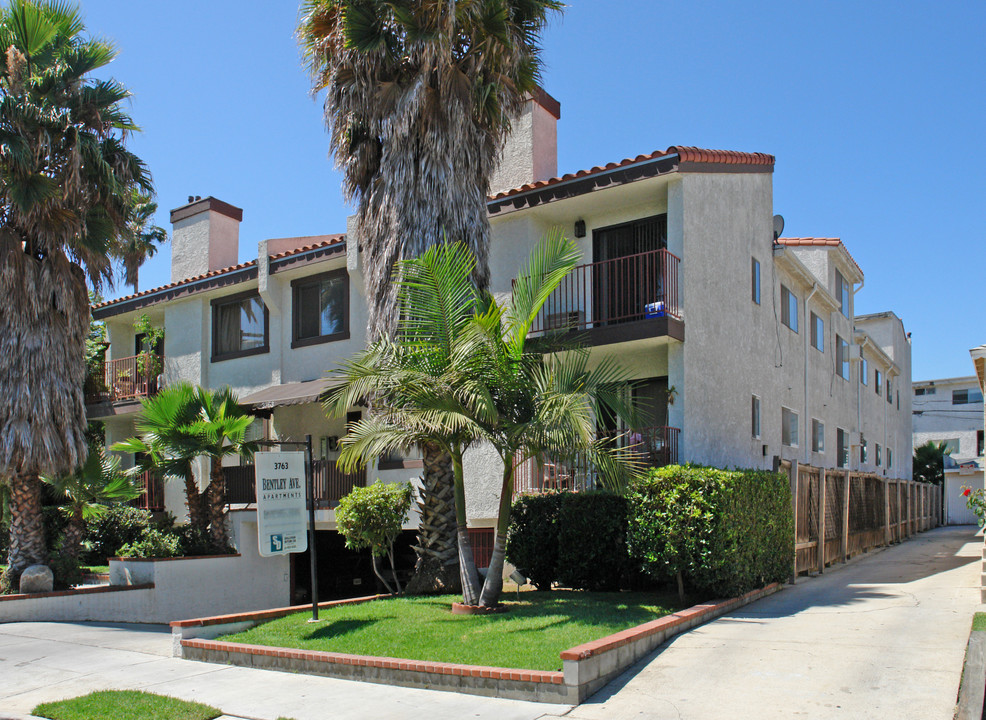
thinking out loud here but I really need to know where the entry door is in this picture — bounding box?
[592,215,667,326]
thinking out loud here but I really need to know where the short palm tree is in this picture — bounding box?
[41,445,140,561]
[299,0,562,594]
[0,0,162,587]
[328,234,641,607]
[113,384,257,550]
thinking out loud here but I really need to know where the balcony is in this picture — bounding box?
[529,248,682,344]
[129,470,166,513]
[224,459,366,507]
[514,425,680,495]
[85,353,162,406]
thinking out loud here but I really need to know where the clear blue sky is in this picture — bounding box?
[82,0,984,380]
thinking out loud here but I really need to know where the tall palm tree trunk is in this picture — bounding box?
[405,442,460,595]
[207,460,229,550]
[479,460,514,608]
[452,451,481,605]
[6,471,46,581]
[183,471,207,532]
[60,506,85,560]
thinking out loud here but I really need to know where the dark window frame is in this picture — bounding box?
[291,268,351,349]
[210,290,270,363]
[810,312,824,352]
[752,258,761,305]
[836,335,850,380]
[781,285,798,333]
[837,427,848,468]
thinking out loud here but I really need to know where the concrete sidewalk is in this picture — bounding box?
[551,525,982,720]
[0,525,979,719]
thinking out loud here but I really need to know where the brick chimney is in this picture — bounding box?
[490,88,560,196]
[169,197,243,282]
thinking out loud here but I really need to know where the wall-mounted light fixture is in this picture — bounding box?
[574,219,586,238]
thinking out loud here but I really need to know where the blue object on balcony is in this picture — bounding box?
[645,301,665,318]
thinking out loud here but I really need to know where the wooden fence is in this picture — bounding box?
[782,461,941,578]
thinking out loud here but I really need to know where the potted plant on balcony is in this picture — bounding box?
[133,314,164,393]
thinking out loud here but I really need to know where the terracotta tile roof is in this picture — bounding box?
[776,237,863,279]
[269,235,344,261]
[488,145,775,201]
[94,236,346,311]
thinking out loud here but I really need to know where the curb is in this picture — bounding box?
[955,627,986,720]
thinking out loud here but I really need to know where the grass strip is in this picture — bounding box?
[972,612,986,632]
[34,690,221,720]
[220,590,685,671]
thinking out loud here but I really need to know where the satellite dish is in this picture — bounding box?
[773,214,785,240]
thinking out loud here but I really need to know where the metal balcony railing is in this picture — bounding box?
[85,353,162,404]
[529,248,680,336]
[513,425,680,495]
[224,459,366,507]
[129,470,166,513]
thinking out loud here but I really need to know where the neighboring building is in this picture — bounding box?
[88,91,913,598]
[912,375,984,525]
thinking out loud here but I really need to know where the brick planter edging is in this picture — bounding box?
[0,582,153,603]
[173,582,782,704]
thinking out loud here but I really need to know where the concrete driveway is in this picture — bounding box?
[0,525,979,719]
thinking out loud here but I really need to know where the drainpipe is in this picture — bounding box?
[804,284,819,465]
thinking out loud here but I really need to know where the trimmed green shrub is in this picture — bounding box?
[506,492,563,590]
[81,505,150,563]
[627,465,793,598]
[116,529,181,559]
[557,492,629,591]
[48,553,84,590]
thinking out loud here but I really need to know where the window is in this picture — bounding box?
[292,269,350,348]
[752,395,761,439]
[942,438,961,455]
[837,428,848,468]
[836,336,850,380]
[886,378,893,404]
[781,286,798,332]
[875,369,882,395]
[811,419,824,453]
[888,448,893,469]
[782,407,799,447]
[211,291,268,361]
[914,386,936,396]
[835,269,851,317]
[875,444,882,467]
[860,434,868,464]
[860,357,868,385]
[751,258,761,304]
[953,388,985,405]
[810,312,824,352]
[978,430,984,457]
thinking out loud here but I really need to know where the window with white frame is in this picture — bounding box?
[781,285,798,332]
[810,312,824,352]
[811,419,824,453]
[782,407,799,447]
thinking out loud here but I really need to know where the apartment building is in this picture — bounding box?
[88,90,912,595]
[913,375,984,524]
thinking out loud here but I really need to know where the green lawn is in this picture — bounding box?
[220,591,686,671]
[972,612,986,631]
[34,690,220,720]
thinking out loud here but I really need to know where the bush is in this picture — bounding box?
[170,525,233,556]
[506,493,562,590]
[48,554,84,590]
[557,492,628,591]
[627,465,793,598]
[116,529,181,559]
[81,505,150,563]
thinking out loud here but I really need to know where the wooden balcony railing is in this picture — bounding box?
[529,248,680,336]
[129,470,165,512]
[224,459,366,507]
[514,425,680,495]
[85,353,162,404]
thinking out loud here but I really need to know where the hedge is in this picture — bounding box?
[506,491,629,591]
[626,465,793,598]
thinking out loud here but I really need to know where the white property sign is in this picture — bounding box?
[255,451,308,557]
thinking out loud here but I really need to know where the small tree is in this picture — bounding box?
[335,481,413,595]
[913,441,950,486]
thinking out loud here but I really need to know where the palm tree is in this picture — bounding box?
[298,0,562,593]
[913,440,951,486]
[0,0,162,588]
[329,234,641,607]
[41,444,140,560]
[119,191,167,293]
[113,384,257,550]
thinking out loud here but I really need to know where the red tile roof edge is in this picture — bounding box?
[488,145,775,201]
[776,236,863,278]
[94,237,346,310]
